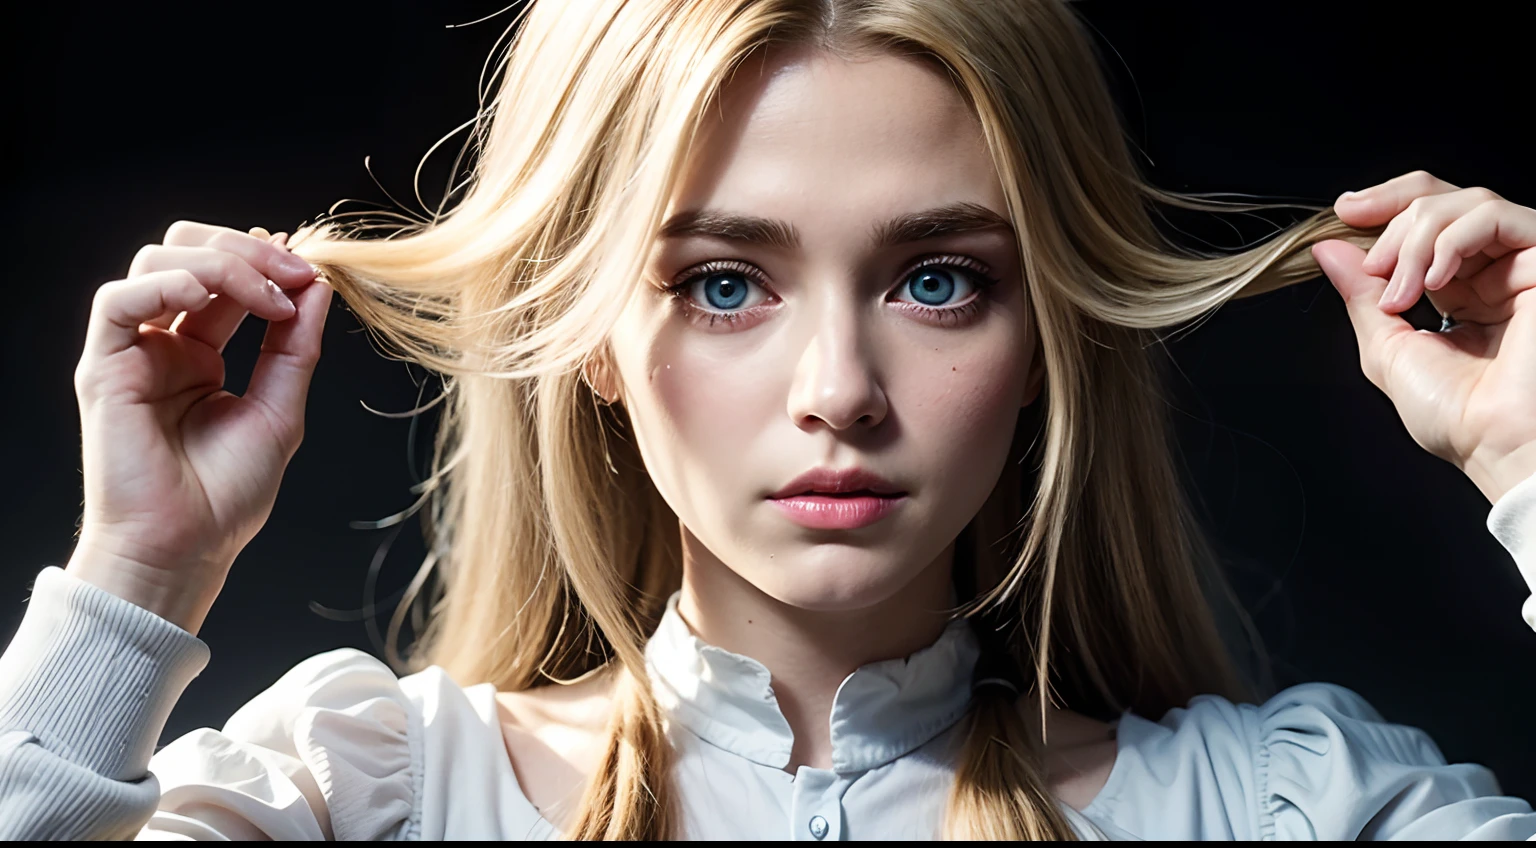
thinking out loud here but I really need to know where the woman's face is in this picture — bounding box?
[606,46,1041,613]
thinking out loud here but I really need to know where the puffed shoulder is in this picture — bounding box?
[1093,683,1535,840]
[1249,682,1535,840]
[144,648,422,840]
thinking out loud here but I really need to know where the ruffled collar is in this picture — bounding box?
[642,592,979,774]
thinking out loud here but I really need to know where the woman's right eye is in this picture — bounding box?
[684,271,762,311]
[665,260,775,327]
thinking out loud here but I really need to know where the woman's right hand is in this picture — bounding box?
[64,221,333,636]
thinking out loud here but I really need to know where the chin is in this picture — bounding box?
[753,551,928,613]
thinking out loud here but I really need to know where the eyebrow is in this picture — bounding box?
[657,201,1014,250]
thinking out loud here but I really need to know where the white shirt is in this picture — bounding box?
[2,469,1535,840]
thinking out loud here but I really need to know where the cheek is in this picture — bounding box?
[611,329,775,516]
[899,347,1027,465]
[652,349,772,438]
[650,345,784,534]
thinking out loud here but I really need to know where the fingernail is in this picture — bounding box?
[268,280,297,315]
[1377,280,1397,309]
[278,252,310,275]
[1423,264,1441,290]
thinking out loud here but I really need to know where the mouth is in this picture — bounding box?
[768,466,906,499]
[766,490,908,529]
[771,489,903,499]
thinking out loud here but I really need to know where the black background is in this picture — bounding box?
[3,1,1533,807]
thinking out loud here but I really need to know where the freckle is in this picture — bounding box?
[951,366,956,371]
[747,619,753,625]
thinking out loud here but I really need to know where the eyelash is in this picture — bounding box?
[663,254,1004,329]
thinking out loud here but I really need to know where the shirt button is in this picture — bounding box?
[808,815,829,840]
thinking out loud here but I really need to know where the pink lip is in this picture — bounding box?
[770,466,904,499]
[767,493,907,529]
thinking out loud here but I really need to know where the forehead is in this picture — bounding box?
[668,46,1007,234]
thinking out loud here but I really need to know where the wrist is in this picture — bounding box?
[1461,441,1536,506]
[64,541,227,636]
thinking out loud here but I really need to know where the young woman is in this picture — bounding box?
[2,0,1533,840]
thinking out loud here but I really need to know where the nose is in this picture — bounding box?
[785,292,889,432]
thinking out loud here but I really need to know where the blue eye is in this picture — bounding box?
[665,260,769,326]
[665,255,1002,330]
[700,272,750,310]
[892,259,1000,310]
[906,267,959,305]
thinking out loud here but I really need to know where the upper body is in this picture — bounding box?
[23,0,1536,841]
[1,467,1533,840]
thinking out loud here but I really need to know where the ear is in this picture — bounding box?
[582,346,622,406]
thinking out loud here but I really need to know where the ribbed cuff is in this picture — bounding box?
[1487,469,1536,633]
[0,566,210,781]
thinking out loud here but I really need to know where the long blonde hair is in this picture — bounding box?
[285,0,1379,838]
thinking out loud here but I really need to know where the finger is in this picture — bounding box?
[129,245,297,322]
[1428,249,1536,326]
[141,308,181,332]
[1380,188,1503,312]
[1313,240,1418,390]
[1362,186,1496,281]
[1447,251,1498,285]
[84,269,216,362]
[149,228,280,337]
[135,225,299,334]
[245,280,335,439]
[162,220,318,289]
[254,228,292,252]
[1336,170,1460,231]
[162,231,302,358]
[1424,198,1536,292]
[169,293,250,354]
[1424,287,1510,328]
[1360,208,1416,282]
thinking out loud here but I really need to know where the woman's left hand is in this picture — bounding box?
[1312,170,1536,505]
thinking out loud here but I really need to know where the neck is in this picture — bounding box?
[676,532,957,772]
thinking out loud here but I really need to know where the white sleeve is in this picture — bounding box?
[1487,468,1536,633]
[0,567,421,840]
[1253,682,1535,840]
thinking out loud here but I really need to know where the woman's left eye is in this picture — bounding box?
[891,258,1001,309]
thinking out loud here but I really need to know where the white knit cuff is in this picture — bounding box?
[0,566,210,781]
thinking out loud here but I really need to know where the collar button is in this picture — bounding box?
[808,815,830,840]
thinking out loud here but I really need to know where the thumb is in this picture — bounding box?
[1313,239,1416,389]
[1313,239,1388,301]
[1314,238,1406,341]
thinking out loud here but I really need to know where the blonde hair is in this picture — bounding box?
[285,0,1380,839]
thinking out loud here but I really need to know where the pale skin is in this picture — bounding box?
[498,46,1118,829]
[58,30,1535,846]
[1316,172,1536,506]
